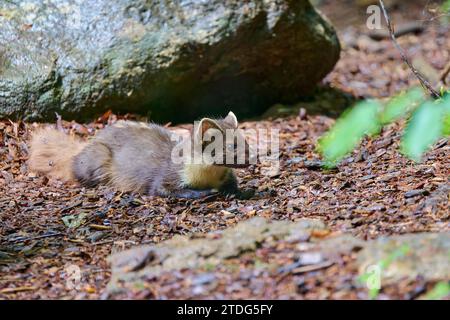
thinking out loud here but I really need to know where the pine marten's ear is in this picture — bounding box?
[197,118,222,138]
[224,111,238,128]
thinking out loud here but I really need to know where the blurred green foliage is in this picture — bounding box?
[401,100,445,161]
[317,87,450,167]
[358,244,410,300]
[443,0,450,12]
[424,281,450,300]
[379,88,424,124]
[317,100,382,167]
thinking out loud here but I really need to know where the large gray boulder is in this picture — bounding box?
[0,0,340,122]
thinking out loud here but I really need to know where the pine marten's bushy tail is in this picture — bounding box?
[28,128,87,181]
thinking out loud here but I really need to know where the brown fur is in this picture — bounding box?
[28,128,86,181]
[28,112,251,197]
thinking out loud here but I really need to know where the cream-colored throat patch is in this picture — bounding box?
[182,164,229,190]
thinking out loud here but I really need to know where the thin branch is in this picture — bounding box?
[439,61,450,85]
[9,232,65,243]
[3,0,19,6]
[378,0,441,99]
[368,21,424,41]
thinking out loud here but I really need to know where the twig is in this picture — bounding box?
[368,21,424,41]
[378,0,440,99]
[0,286,37,294]
[89,224,112,231]
[9,232,65,243]
[290,261,335,274]
[59,200,83,213]
[90,239,114,246]
[439,61,450,85]
[276,261,334,284]
[3,0,19,6]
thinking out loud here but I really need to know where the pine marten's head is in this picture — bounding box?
[195,111,253,168]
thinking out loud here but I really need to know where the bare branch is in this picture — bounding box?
[378,0,440,99]
[439,61,450,85]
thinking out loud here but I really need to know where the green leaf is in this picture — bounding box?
[444,116,450,136]
[443,0,450,11]
[368,287,380,300]
[379,87,425,125]
[318,100,382,167]
[379,244,410,269]
[401,101,444,162]
[357,266,381,300]
[442,96,450,136]
[62,212,88,229]
[424,282,450,300]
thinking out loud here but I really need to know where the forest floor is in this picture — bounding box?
[0,1,449,299]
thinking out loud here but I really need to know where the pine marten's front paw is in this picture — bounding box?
[220,187,255,200]
[235,188,255,200]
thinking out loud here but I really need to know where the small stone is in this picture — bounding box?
[298,252,323,265]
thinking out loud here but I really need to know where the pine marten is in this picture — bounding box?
[28,112,254,199]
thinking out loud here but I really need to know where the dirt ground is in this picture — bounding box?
[0,1,449,299]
